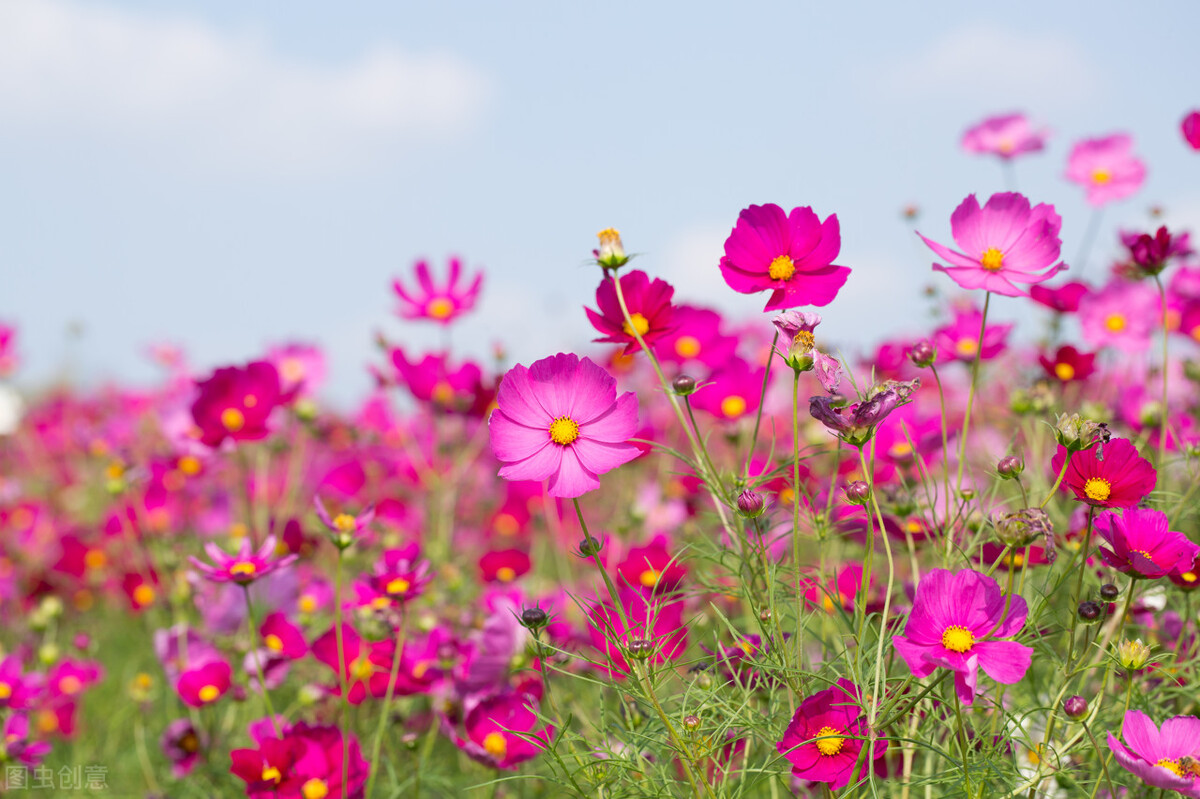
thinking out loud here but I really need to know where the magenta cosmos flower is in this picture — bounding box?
[961,112,1048,159]
[1095,507,1200,580]
[489,353,639,498]
[1108,710,1200,796]
[1078,278,1160,352]
[189,535,297,585]
[1050,438,1156,509]
[917,193,1065,297]
[447,691,555,771]
[1066,134,1146,206]
[893,569,1032,705]
[1184,111,1200,151]
[392,256,483,325]
[191,361,294,447]
[776,678,886,790]
[585,270,677,354]
[718,203,851,311]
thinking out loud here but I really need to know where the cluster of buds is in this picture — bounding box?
[1054,413,1110,453]
[992,508,1053,559]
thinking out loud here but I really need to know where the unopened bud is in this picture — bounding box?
[844,481,871,506]
[993,508,1052,549]
[683,714,701,732]
[626,638,654,661]
[997,455,1024,479]
[595,228,630,270]
[577,536,602,558]
[520,607,548,631]
[1117,638,1152,671]
[737,489,765,518]
[672,375,697,395]
[1077,601,1102,623]
[1099,583,1120,602]
[1063,695,1088,719]
[908,339,936,368]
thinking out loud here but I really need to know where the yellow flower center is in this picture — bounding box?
[768,254,796,281]
[262,766,282,784]
[496,566,516,583]
[59,676,82,695]
[229,561,258,578]
[794,330,815,350]
[1105,314,1126,332]
[889,442,913,459]
[1184,572,1198,583]
[721,396,747,419]
[483,731,508,759]
[956,339,978,358]
[814,725,845,757]
[549,417,580,445]
[1157,758,1184,777]
[178,455,202,475]
[333,513,357,532]
[493,513,519,536]
[980,247,1004,271]
[301,778,329,799]
[1054,362,1075,381]
[1084,478,1111,502]
[426,298,455,320]
[198,684,220,703]
[639,569,661,588]
[350,657,375,681]
[386,577,411,595]
[622,313,651,337]
[675,336,701,359]
[1008,552,1026,568]
[221,407,245,432]
[299,594,317,614]
[85,549,107,570]
[265,634,284,652]
[942,625,975,653]
[133,583,156,607]
[1092,169,1112,184]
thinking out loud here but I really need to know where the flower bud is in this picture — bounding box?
[758,608,772,623]
[577,536,602,558]
[737,489,765,518]
[1117,638,1152,671]
[626,638,654,661]
[997,455,1024,479]
[1077,601,1102,623]
[1099,583,1120,602]
[595,228,630,270]
[844,481,871,506]
[683,714,701,732]
[908,339,936,368]
[672,375,697,396]
[1063,695,1088,719]
[993,508,1052,549]
[520,607,549,631]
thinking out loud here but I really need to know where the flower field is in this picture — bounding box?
[4,112,1200,797]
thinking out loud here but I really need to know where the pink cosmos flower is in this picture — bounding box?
[177,660,232,708]
[259,612,308,661]
[917,193,1065,296]
[1078,278,1160,352]
[1029,281,1089,313]
[585,270,677,354]
[314,496,375,546]
[0,323,17,377]
[191,361,294,447]
[961,113,1048,159]
[776,678,887,790]
[311,623,397,705]
[930,303,1014,364]
[1066,134,1146,206]
[718,203,851,311]
[616,540,687,595]
[489,353,640,498]
[392,256,483,325]
[478,549,531,584]
[1050,438,1157,509]
[1095,508,1199,580]
[655,305,738,368]
[389,348,488,413]
[189,535,297,585]
[893,569,1032,705]
[363,544,432,606]
[445,691,555,771]
[1107,710,1200,795]
[161,718,205,777]
[1038,345,1096,383]
[689,356,767,422]
[0,656,43,711]
[266,342,326,398]
[587,591,687,679]
[231,719,369,799]
[1185,111,1200,151]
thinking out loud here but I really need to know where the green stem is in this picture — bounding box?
[952,292,991,545]
[791,371,805,680]
[929,364,953,563]
[242,585,281,736]
[365,608,408,799]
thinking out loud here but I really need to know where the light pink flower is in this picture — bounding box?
[1078,279,1159,352]
[961,113,1048,159]
[1066,134,1146,206]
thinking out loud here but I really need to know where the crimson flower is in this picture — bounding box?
[585,270,677,354]
[1050,438,1156,509]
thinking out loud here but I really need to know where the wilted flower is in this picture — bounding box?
[808,379,918,447]
[993,508,1052,551]
[771,310,822,371]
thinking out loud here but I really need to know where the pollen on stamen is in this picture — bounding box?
[622,313,651,337]
[768,254,796,281]
[980,247,1005,272]
[794,330,815,350]
[427,298,455,319]
[1083,477,1111,502]
[941,625,974,653]
[548,417,580,445]
[813,725,844,757]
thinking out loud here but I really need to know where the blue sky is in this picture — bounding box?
[3,0,1199,404]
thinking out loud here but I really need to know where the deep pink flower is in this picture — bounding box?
[1051,438,1157,509]
[489,353,639,498]
[314,496,375,546]
[392,256,483,325]
[364,544,432,606]
[917,193,1065,296]
[689,356,767,422]
[478,548,531,584]
[1078,279,1160,352]
[1121,226,1193,276]
[893,569,1032,705]
[231,720,368,799]
[1095,508,1199,580]
[932,303,1013,363]
[161,718,205,777]
[718,203,851,311]
[311,624,397,705]
[260,612,308,660]
[176,660,232,708]
[616,541,687,594]
[0,322,17,377]
[655,305,739,367]
[389,348,489,414]
[1038,345,1096,383]
[1107,710,1200,795]
[1183,111,1200,151]
[0,656,43,711]
[585,270,677,354]
[446,691,555,771]
[266,342,326,398]
[191,361,293,447]
[776,678,886,790]
[1029,281,1089,313]
[587,591,687,679]
[189,535,297,585]
[1066,134,1146,206]
[961,113,1048,159]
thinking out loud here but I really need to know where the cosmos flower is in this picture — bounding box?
[1078,279,1160,352]
[893,568,1032,705]
[776,678,887,790]
[961,113,1048,159]
[231,720,369,799]
[310,624,398,706]
[1107,710,1200,795]
[478,549,531,584]
[363,544,433,606]
[176,660,232,708]
[1094,507,1199,579]
[388,348,489,413]
[1065,134,1146,206]
[587,591,688,679]
[689,356,767,423]
[1038,345,1096,383]
[189,535,297,586]
[1121,226,1193,276]
[917,193,1066,297]
[392,256,483,325]
[1050,438,1157,509]
[1029,281,1090,313]
[585,270,677,354]
[931,303,1013,363]
[718,203,851,311]
[489,353,640,498]
[1184,111,1200,151]
[809,379,919,447]
[655,305,739,367]
[445,691,555,771]
[161,719,205,778]
[191,361,294,448]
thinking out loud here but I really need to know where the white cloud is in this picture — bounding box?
[0,0,489,175]
[876,25,1100,109]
